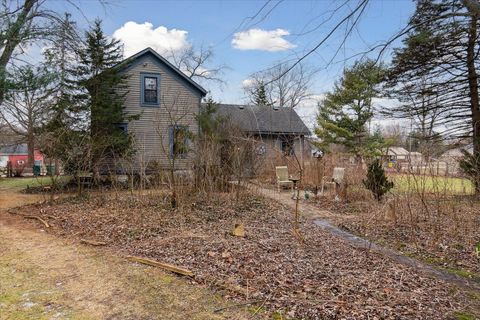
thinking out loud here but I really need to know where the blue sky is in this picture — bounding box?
[45,0,414,123]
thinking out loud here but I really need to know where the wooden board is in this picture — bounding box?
[126,256,194,277]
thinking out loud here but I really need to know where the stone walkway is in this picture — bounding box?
[248,183,480,292]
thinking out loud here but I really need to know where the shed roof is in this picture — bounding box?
[0,143,28,155]
[116,47,207,96]
[387,147,410,156]
[213,104,311,135]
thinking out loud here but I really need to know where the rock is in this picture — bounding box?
[231,223,245,237]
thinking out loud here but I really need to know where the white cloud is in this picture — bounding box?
[113,21,190,57]
[241,78,255,88]
[232,28,296,52]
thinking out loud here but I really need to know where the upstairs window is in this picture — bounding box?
[141,74,160,106]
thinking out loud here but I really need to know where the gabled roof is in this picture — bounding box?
[387,146,410,156]
[117,47,207,96]
[0,143,28,155]
[442,144,474,157]
[213,104,311,135]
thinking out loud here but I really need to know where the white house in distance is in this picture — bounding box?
[440,145,474,175]
[384,147,424,165]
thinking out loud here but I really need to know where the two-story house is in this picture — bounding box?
[115,47,207,173]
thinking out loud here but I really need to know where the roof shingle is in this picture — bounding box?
[213,104,311,135]
[0,143,28,155]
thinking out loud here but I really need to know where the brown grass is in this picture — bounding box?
[0,190,256,320]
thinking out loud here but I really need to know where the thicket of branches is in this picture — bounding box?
[244,61,316,108]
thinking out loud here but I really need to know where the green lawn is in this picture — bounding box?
[0,176,70,191]
[390,174,474,195]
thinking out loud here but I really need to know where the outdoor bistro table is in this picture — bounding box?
[289,176,300,200]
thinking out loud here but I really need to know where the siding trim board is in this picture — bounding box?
[140,73,161,107]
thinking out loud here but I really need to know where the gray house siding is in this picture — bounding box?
[117,49,205,172]
[253,134,306,159]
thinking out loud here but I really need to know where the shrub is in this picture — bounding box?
[363,159,394,201]
[459,149,480,194]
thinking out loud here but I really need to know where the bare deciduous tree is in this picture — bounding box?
[154,87,195,208]
[0,65,53,166]
[0,0,39,105]
[166,45,226,86]
[244,61,317,108]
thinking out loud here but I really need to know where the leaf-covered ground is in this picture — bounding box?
[15,191,480,319]
[309,195,480,280]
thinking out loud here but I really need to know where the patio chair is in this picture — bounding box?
[276,166,294,192]
[321,167,345,195]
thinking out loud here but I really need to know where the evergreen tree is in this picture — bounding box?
[43,13,82,131]
[363,159,394,201]
[197,97,222,138]
[252,81,271,106]
[315,59,385,158]
[363,127,391,159]
[75,19,133,172]
[460,149,480,191]
[386,0,480,193]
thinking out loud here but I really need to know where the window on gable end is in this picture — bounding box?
[141,74,160,106]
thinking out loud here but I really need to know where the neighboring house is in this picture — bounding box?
[384,147,424,164]
[383,147,427,172]
[440,145,474,175]
[409,151,424,164]
[113,47,207,173]
[384,147,411,163]
[214,104,311,162]
[0,144,44,176]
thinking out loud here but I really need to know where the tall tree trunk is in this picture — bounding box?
[463,0,480,18]
[466,14,480,194]
[27,131,35,167]
[0,0,37,105]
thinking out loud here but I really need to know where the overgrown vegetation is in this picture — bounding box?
[14,191,480,319]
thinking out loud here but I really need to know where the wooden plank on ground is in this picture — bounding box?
[81,239,107,246]
[23,215,50,228]
[126,256,194,277]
